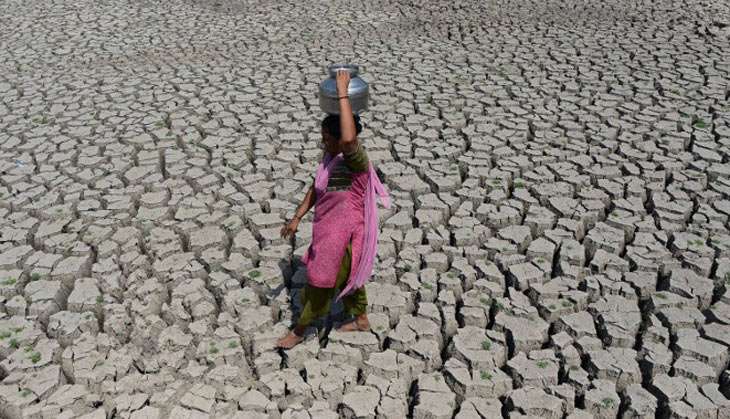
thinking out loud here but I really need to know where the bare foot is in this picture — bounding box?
[337,314,370,332]
[276,328,305,349]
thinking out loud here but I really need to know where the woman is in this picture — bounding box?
[276,69,390,350]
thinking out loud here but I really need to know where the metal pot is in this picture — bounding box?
[318,64,369,115]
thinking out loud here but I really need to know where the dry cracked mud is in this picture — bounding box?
[1,0,730,418]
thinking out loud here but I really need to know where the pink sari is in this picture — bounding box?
[302,151,390,301]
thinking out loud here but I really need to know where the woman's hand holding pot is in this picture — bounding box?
[336,69,351,97]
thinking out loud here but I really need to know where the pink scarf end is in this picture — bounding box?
[336,162,389,301]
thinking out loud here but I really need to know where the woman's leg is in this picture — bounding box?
[278,283,336,349]
[296,284,335,328]
[298,245,352,327]
[336,244,370,331]
[277,245,351,348]
[338,287,370,331]
[342,286,368,318]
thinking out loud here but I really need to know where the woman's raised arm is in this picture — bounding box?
[335,69,359,155]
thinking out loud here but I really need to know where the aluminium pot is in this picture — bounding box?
[318,64,369,115]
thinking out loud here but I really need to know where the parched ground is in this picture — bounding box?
[1,0,730,417]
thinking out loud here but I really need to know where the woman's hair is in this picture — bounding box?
[321,113,363,141]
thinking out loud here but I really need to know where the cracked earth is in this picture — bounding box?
[1,0,730,418]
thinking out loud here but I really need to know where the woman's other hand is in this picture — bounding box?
[336,69,351,97]
[280,218,300,239]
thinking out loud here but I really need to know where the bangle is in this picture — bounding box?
[338,96,349,100]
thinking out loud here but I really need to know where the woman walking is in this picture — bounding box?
[276,69,390,350]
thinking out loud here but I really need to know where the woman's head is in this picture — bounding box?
[321,113,362,154]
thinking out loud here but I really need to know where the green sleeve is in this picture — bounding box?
[343,143,369,173]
